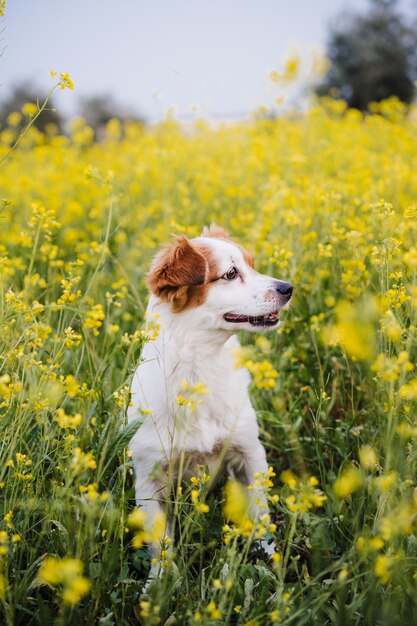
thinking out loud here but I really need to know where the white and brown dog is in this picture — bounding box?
[127,225,293,581]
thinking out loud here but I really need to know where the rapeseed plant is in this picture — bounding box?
[38,557,90,605]
[0,84,417,623]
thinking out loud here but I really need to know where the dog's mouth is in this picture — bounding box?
[223,311,280,327]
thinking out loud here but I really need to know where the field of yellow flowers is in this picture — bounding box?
[0,91,417,625]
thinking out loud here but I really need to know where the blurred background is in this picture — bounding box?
[1,0,417,135]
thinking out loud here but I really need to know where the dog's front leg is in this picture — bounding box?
[240,441,270,516]
[239,440,276,559]
[134,475,171,589]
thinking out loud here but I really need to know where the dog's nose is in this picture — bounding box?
[275,281,293,299]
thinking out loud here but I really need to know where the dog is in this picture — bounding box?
[127,224,293,583]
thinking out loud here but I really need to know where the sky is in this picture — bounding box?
[1,0,415,122]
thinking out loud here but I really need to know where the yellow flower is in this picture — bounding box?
[280,470,298,488]
[127,509,147,529]
[207,601,222,620]
[404,205,417,220]
[379,503,415,540]
[396,422,417,438]
[195,502,209,513]
[404,248,417,269]
[245,359,278,390]
[333,467,364,498]
[374,471,398,491]
[62,576,91,604]
[38,557,90,605]
[60,374,81,398]
[71,447,96,473]
[21,102,38,117]
[285,54,300,78]
[374,554,393,585]
[176,380,210,411]
[6,111,21,127]
[0,531,9,548]
[281,472,326,512]
[38,557,79,585]
[83,304,105,336]
[370,537,384,550]
[55,408,82,429]
[64,326,82,348]
[269,69,281,82]
[359,446,378,470]
[112,386,132,408]
[79,482,108,502]
[127,509,166,549]
[139,600,150,618]
[322,299,377,361]
[272,552,282,571]
[223,479,250,525]
[59,72,74,90]
[380,310,402,343]
[400,378,417,400]
[338,567,348,581]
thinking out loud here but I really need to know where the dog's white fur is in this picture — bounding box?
[127,227,292,582]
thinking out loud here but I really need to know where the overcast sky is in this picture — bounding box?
[1,0,414,121]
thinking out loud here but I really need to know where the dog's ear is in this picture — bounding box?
[201,223,230,240]
[147,235,209,300]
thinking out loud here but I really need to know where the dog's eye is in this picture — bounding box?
[223,267,239,280]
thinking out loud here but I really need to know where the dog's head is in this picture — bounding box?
[147,224,293,332]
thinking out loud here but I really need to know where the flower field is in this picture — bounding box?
[1,94,417,625]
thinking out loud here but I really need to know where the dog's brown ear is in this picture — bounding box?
[147,235,209,300]
[201,223,230,240]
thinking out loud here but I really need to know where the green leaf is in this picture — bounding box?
[100,418,142,477]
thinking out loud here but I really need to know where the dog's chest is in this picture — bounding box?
[173,406,235,453]
[129,328,256,461]
[167,359,250,450]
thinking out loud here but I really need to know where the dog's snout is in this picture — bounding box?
[275,281,293,299]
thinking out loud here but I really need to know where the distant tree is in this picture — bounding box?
[0,83,63,132]
[78,95,144,139]
[317,0,417,110]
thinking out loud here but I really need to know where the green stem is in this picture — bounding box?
[0,85,59,167]
[280,513,298,587]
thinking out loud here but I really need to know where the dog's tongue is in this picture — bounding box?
[224,313,248,322]
[224,311,280,326]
